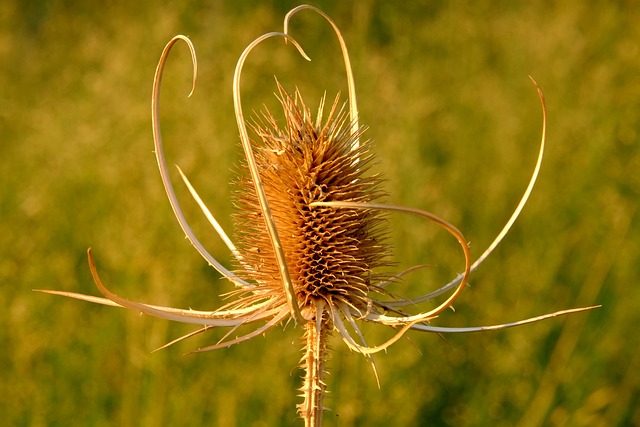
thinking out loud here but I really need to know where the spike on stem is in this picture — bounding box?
[298,308,328,426]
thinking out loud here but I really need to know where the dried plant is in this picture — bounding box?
[38,5,598,426]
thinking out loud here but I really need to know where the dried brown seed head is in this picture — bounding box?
[234,83,390,317]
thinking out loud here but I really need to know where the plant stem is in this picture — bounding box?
[298,314,327,427]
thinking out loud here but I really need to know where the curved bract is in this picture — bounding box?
[284,4,361,149]
[232,32,311,326]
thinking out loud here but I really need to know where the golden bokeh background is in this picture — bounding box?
[2,1,638,426]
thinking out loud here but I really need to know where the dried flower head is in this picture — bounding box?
[236,84,390,317]
[38,5,598,425]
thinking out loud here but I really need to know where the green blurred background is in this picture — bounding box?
[2,1,638,426]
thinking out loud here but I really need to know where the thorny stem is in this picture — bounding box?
[298,309,328,427]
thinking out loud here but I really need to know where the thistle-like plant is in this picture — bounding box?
[39,5,598,426]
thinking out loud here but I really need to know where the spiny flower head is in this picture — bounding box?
[234,84,389,319]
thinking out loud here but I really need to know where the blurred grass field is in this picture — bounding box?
[2,1,639,426]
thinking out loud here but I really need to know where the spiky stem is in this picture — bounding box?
[298,313,328,427]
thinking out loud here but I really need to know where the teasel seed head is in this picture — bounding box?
[234,83,390,320]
